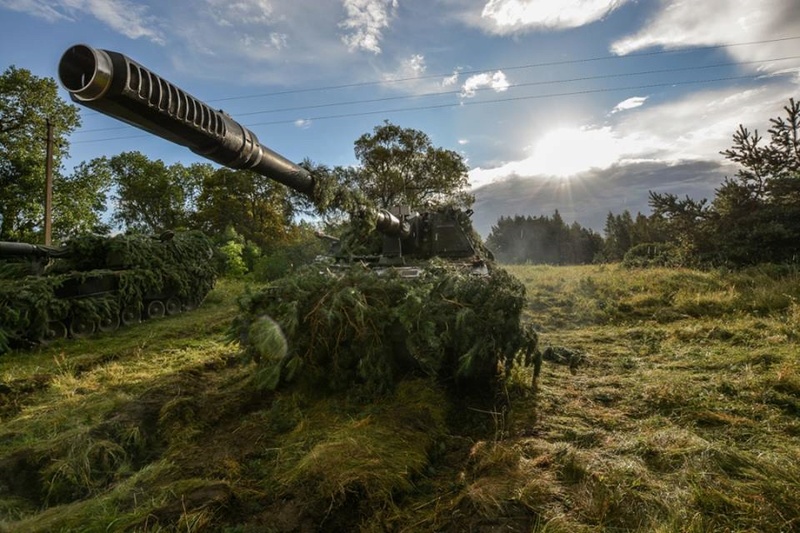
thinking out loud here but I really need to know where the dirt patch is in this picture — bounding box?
[0,447,48,504]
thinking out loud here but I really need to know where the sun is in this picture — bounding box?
[467,124,646,189]
[524,126,624,178]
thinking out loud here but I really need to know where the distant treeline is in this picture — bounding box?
[486,212,603,265]
[487,98,800,268]
[484,209,668,266]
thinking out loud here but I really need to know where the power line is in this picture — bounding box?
[72,55,800,134]
[71,73,763,145]
[76,35,800,120]
[209,35,800,101]
[248,75,762,126]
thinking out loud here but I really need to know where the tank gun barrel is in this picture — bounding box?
[58,44,408,238]
[58,44,314,196]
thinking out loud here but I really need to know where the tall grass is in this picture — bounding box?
[509,263,800,329]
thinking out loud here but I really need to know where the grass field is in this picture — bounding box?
[1,265,799,532]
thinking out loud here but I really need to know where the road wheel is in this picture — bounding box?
[165,297,182,316]
[146,300,166,319]
[98,314,121,333]
[121,306,141,326]
[69,317,96,339]
[45,321,68,341]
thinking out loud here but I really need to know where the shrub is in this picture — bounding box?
[217,240,247,278]
[623,242,681,268]
[253,238,329,282]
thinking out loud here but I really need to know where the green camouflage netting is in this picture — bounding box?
[0,231,217,353]
[233,261,538,395]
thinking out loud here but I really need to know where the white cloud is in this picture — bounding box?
[461,71,509,97]
[238,32,289,53]
[165,1,356,85]
[269,32,288,50]
[397,54,427,78]
[87,0,163,42]
[611,96,647,114]
[458,139,470,145]
[201,0,288,57]
[0,0,70,21]
[379,54,434,93]
[0,0,164,42]
[339,0,397,54]
[206,0,275,26]
[611,0,800,75]
[442,70,460,87]
[479,0,628,34]
[469,83,798,188]
[470,126,650,187]
[294,118,312,128]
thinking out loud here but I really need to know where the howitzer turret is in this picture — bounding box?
[58,44,485,266]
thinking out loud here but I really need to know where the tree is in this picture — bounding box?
[53,158,113,238]
[108,151,209,233]
[720,99,800,200]
[485,212,601,265]
[194,167,295,249]
[648,192,714,263]
[346,121,472,209]
[712,98,800,264]
[601,211,633,261]
[0,66,80,241]
[640,99,800,266]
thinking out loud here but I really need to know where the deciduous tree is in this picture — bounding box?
[108,151,210,233]
[0,66,80,241]
[346,121,472,209]
[194,167,295,248]
[53,158,112,238]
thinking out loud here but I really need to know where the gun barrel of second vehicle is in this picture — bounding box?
[0,242,69,258]
[57,44,408,238]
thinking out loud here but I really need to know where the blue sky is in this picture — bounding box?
[1,0,799,235]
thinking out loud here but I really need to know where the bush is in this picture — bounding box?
[217,240,247,278]
[253,238,329,282]
[623,242,681,268]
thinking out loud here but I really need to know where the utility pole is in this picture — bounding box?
[44,118,54,245]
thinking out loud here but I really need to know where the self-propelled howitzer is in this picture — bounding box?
[58,45,537,391]
[58,44,487,269]
[0,232,217,353]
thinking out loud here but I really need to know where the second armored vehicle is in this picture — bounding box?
[0,231,216,354]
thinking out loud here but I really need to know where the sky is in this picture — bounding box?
[1,0,799,236]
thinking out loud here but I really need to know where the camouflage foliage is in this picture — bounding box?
[0,231,217,353]
[233,261,538,395]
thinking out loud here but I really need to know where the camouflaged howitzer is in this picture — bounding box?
[58,45,537,390]
[0,231,216,353]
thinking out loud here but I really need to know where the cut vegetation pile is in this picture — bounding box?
[1,265,800,531]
